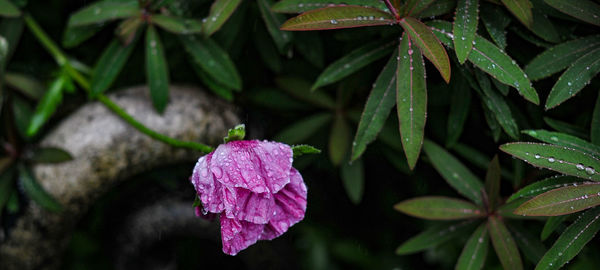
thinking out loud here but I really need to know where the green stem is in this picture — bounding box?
[23,13,214,153]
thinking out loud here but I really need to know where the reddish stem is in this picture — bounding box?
[383,0,400,21]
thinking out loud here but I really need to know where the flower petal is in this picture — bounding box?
[211,140,293,193]
[261,168,308,240]
[220,213,265,255]
[231,188,275,224]
[191,153,224,213]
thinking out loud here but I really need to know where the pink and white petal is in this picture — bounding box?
[232,188,275,224]
[261,168,307,240]
[252,140,294,193]
[192,153,225,213]
[220,214,266,256]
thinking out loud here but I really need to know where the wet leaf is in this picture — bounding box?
[418,0,457,18]
[151,15,202,34]
[400,17,450,83]
[145,26,170,113]
[29,147,73,163]
[329,115,351,166]
[202,0,243,36]
[453,0,479,64]
[394,196,484,220]
[456,223,489,270]
[544,0,600,26]
[488,216,523,270]
[67,1,139,27]
[544,117,589,140]
[480,4,510,49]
[272,0,386,13]
[280,6,395,31]
[501,0,533,27]
[396,219,479,254]
[523,130,600,157]
[475,69,519,140]
[402,0,436,17]
[507,175,585,203]
[541,215,569,240]
[18,164,62,212]
[341,158,364,204]
[91,37,139,96]
[275,113,332,144]
[515,182,600,216]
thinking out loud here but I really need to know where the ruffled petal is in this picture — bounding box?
[261,168,307,240]
[211,140,293,194]
[191,153,224,213]
[220,213,265,256]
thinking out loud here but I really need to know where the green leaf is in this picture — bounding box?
[541,215,569,240]
[501,0,533,27]
[62,24,104,48]
[192,66,233,101]
[480,4,510,49]
[488,216,524,270]
[202,0,242,36]
[397,34,427,170]
[274,76,336,109]
[515,182,600,216]
[151,15,202,34]
[258,0,293,54]
[396,219,479,254]
[145,26,170,113]
[525,35,600,81]
[280,6,395,31]
[400,17,451,83]
[418,0,457,18]
[523,130,600,157]
[311,39,395,90]
[180,35,242,91]
[294,32,324,68]
[4,73,43,99]
[544,0,600,26]
[0,0,20,17]
[27,75,66,137]
[254,24,283,72]
[453,0,479,64]
[272,0,387,13]
[507,175,585,203]
[423,140,485,205]
[91,37,139,96]
[446,77,471,148]
[18,164,62,212]
[0,166,15,213]
[456,223,489,270]
[292,144,321,158]
[545,47,600,110]
[508,223,547,264]
[341,158,364,204]
[402,0,436,17]
[500,143,600,181]
[482,103,502,142]
[529,7,560,43]
[394,196,484,220]
[475,69,520,140]
[544,117,589,140]
[11,95,32,139]
[28,147,73,163]
[593,94,600,145]
[67,1,139,27]
[329,115,351,166]
[275,113,332,144]
[535,207,600,270]
[485,156,501,211]
[351,52,397,161]
[223,124,246,143]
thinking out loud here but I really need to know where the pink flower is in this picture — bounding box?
[191,140,308,255]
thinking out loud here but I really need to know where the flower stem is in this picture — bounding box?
[23,13,214,154]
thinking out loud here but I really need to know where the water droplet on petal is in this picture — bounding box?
[211,167,223,179]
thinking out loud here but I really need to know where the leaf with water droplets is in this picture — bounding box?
[259,0,293,54]
[67,1,139,27]
[446,76,471,147]
[515,182,600,216]
[341,158,364,204]
[523,130,600,157]
[394,196,485,220]
[329,115,351,166]
[544,117,589,140]
[501,0,533,27]
[475,69,520,140]
[351,52,397,161]
[280,6,395,31]
[535,207,600,270]
[275,113,332,144]
[400,17,451,83]
[500,143,600,181]
[272,0,387,13]
[455,223,489,270]
[202,0,243,36]
[145,26,170,113]
[396,219,480,254]
[423,140,484,205]
[180,35,241,91]
[592,94,600,145]
[151,15,203,34]
[0,0,20,17]
[545,47,600,110]
[541,215,569,241]
[397,34,427,170]
[488,216,524,270]
[402,0,437,17]
[91,37,139,96]
[453,0,479,64]
[544,0,600,26]
[480,3,510,50]
[418,0,457,18]
[507,175,584,203]
[311,39,395,90]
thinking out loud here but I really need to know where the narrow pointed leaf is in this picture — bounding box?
[258,0,293,54]
[456,223,489,270]
[396,219,479,254]
[523,130,600,157]
[515,182,600,216]
[486,156,501,211]
[180,35,242,91]
[501,0,533,27]
[446,75,471,147]
[341,158,364,204]
[18,164,62,212]
[329,115,351,166]
[525,35,600,81]
[291,144,321,158]
[394,196,484,220]
[529,7,560,43]
[453,0,479,64]
[27,76,65,137]
[544,117,589,140]
[274,77,336,109]
[29,147,73,164]
[488,216,524,270]
[151,15,203,34]
[311,39,395,90]
[280,6,395,31]
[507,176,585,203]
[402,0,437,16]
[544,0,600,26]
[62,24,104,48]
[541,215,569,240]
[67,1,139,27]
[275,113,332,144]
[91,37,139,96]
[508,223,547,264]
[192,66,233,101]
[202,0,242,36]
[500,143,600,181]
[397,34,426,169]
[272,0,387,13]
[352,52,397,161]
[0,0,20,17]
[535,207,600,270]
[475,69,520,140]
[5,72,44,100]
[400,17,450,83]
[418,0,457,18]
[480,4,510,50]
[145,26,169,112]
[423,140,485,205]
[545,47,600,110]
[592,94,600,145]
